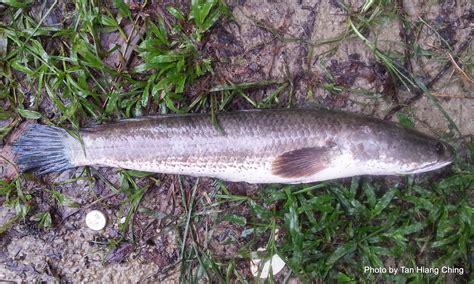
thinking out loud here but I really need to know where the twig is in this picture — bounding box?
[447,53,474,85]
[432,92,473,99]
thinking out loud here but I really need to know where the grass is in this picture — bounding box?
[0,0,473,282]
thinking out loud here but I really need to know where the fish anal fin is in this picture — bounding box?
[271,147,331,178]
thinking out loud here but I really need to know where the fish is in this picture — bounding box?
[12,108,454,184]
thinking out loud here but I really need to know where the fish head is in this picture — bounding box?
[353,122,456,176]
[388,128,456,175]
[401,139,455,174]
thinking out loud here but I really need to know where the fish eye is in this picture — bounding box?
[434,142,444,155]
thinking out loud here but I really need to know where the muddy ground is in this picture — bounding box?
[0,0,472,282]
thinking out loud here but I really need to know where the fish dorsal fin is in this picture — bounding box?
[271,147,331,178]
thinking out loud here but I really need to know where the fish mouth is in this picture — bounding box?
[405,158,454,174]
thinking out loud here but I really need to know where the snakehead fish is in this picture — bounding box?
[13,109,454,184]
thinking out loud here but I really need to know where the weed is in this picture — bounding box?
[30,211,52,229]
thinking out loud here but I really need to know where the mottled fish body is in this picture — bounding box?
[13,109,454,184]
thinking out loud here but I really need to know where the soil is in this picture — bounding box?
[0,0,472,282]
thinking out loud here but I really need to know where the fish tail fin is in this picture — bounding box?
[13,124,75,175]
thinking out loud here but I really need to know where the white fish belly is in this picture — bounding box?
[85,154,371,184]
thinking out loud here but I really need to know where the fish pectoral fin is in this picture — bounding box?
[271,147,331,178]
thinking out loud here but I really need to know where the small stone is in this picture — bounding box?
[85,210,107,231]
